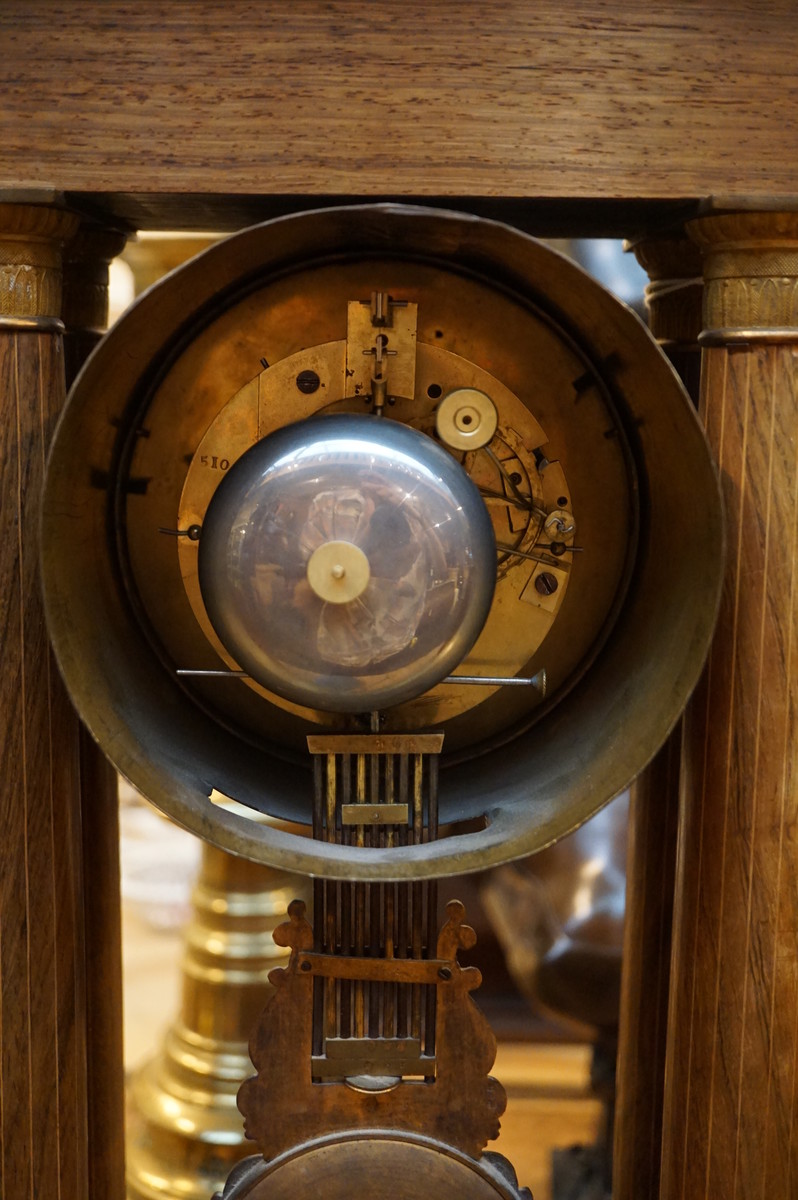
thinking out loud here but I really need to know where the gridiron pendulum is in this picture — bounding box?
[219,734,532,1200]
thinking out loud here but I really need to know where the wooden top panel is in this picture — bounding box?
[1,0,797,205]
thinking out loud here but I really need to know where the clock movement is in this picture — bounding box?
[42,203,722,878]
[41,204,722,1196]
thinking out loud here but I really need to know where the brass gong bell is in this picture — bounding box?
[196,413,497,713]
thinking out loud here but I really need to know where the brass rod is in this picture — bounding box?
[426,753,439,1058]
[325,752,336,843]
[311,747,325,1057]
[342,753,353,1034]
[413,754,423,844]
[410,761,423,1041]
[399,897,407,1042]
[384,755,396,1037]
[385,753,394,808]
[369,749,380,816]
[397,757,409,1038]
[425,880,438,1060]
[312,753,323,842]
[386,881,396,1037]
[335,880,342,1037]
[325,878,337,1039]
[355,754,366,849]
[312,883,324,1057]
[354,873,365,1038]
[324,755,338,1039]
[368,777,380,1037]
[429,753,439,841]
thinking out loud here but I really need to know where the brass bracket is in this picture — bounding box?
[297,952,456,985]
[345,294,418,411]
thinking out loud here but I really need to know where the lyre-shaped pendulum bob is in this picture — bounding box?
[232,734,527,1193]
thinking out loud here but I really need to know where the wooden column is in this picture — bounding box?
[62,223,130,1200]
[0,203,89,1197]
[613,234,703,1200]
[660,211,798,1200]
[614,731,681,1200]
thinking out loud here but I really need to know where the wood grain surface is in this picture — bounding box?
[1,1,798,202]
[0,207,126,1200]
[78,727,125,1200]
[661,339,798,1198]
[66,230,127,1200]
[614,731,681,1200]
[0,329,88,1200]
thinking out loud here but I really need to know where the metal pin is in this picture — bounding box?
[443,672,546,691]
[496,541,582,563]
[178,668,547,691]
[158,524,201,540]
[177,669,249,677]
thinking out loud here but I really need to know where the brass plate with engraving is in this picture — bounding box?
[341,805,410,826]
[176,334,579,731]
[311,1037,427,1080]
[137,253,619,756]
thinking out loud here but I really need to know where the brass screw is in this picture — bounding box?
[535,571,559,596]
[296,370,320,394]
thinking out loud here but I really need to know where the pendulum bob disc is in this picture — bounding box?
[217,1136,532,1200]
[41,204,724,882]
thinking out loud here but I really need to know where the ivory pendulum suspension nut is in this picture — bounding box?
[306,540,371,604]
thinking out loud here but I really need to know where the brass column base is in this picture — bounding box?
[126,1026,254,1200]
[125,843,307,1200]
